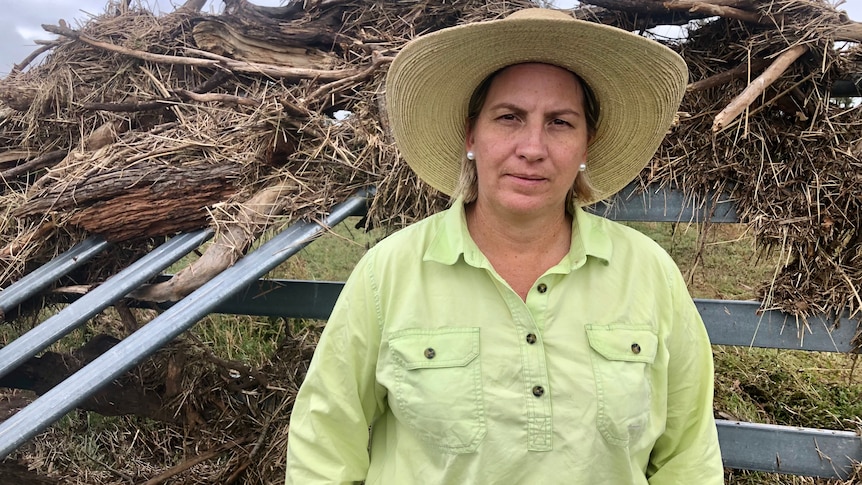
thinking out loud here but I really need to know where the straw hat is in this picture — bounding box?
[385,8,688,205]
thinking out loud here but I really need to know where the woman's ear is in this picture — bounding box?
[464,121,475,152]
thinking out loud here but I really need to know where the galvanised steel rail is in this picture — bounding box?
[0,229,213,381]
[0,188,372,459]
[0,236,110,319]
[589,181,738,223]
[717,420,861,479]
[130,281,861,353]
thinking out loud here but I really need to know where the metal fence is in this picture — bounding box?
[0,183,859,479]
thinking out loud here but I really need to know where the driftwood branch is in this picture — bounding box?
[42,23,218,68]
[833,21,862,42]
[178,0,207,13]
[81,90,258,112]
[713,44,808,132]
[130,181,299,302]
[184,47,364,82]
[10,42,58,74]
[0,150,33,166]
[0,150,66,181]
[582,0,751,17]
[173,89,261,106]
[81,72,236,112]
[663,0,765,23]
[43,22,369,82]
[307,52,394,105]
[687,58,772,92]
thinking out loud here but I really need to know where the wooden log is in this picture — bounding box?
[192,18,340,67]
[131,181,299,302]
[67,182,235,241]
[712,44,808,132]
[833,21,862,42]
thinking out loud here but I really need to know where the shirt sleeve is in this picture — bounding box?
[285,252,387,485]
[647,265,725,484]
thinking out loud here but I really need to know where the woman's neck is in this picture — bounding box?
[465,200,572,254]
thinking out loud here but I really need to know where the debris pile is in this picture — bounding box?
[0,0,859,482]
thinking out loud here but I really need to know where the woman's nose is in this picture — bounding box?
[515,122,548,161]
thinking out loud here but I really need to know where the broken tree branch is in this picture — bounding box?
[10,42,58,75]
[712,44,808,132]
[43,22,367,82]
[81,72,236,112]
[306,52,394,106]
[130,180,299,302]
[687,58,772,92]
[0,150,66,181]
[42,23,218,68]
[663,0,766,23]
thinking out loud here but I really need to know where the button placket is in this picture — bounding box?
[501,286,552,451]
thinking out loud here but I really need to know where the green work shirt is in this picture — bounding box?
[285,200,724,484]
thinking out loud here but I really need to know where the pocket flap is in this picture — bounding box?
[585,325,657,363]
[389,327,480,370]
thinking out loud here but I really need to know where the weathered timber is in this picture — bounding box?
[16,164,239,242]
[192,18,340,68]
[713,44,809,131]
[687,58,773,92]
[131,181,299,302]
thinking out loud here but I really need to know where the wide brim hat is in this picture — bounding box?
[385,8,688,206]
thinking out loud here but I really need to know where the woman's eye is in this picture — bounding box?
[499,113,517,121]
[551,118,572,127]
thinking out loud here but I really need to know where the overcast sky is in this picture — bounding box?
[2,0,860,75]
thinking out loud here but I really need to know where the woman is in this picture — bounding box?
[286,8,723,484]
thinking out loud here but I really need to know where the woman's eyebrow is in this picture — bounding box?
[486,103,583,118]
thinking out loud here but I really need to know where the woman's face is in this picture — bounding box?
[465,63,589,220]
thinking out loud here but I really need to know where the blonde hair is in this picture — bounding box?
[453,65,598,210]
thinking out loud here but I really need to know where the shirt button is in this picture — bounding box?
[424,348,436,359]
[532,385,545,397]
[526,333,537,344]
[631,343,641,354]
[537,283,548,293]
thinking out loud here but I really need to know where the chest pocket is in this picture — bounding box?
[585,324,658,447]
[388,327,485,453]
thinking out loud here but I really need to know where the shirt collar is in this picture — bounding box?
[424,199,613,270]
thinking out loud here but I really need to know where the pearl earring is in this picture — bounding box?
[466,151,475,161]
[579,163,586,172]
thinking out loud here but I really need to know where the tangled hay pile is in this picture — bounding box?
[0,0,859,482]
[656,0,862,322]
